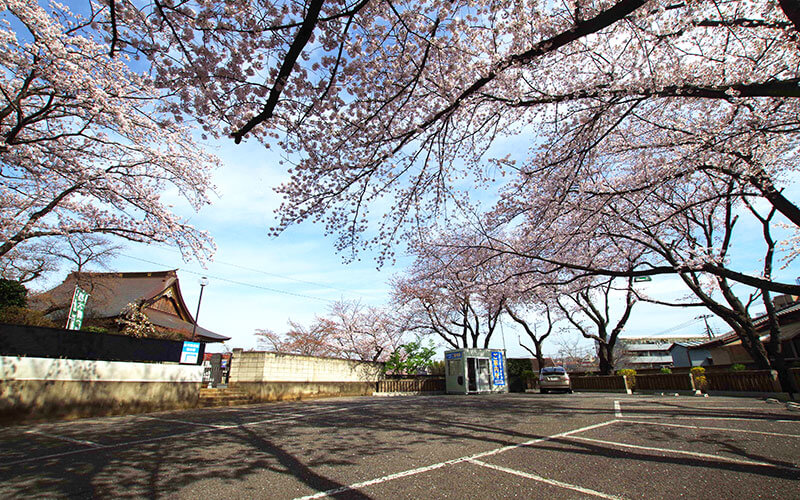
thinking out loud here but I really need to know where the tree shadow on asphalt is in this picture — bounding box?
[526,435,799,480]
[1,394,794,498]
[0,396,594,498]
[617,401,800,422]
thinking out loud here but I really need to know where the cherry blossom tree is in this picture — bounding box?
[92,0,799,276]
[484,157,799,388]
[392,233,507,349]
[256,319,340,357]
[255,299,405,361]
[0,241,58,284]
[323,299,406,361]
[505,300,558,375]
[49,234,122,273]
[0,1,218,263]
[555,277,637,375]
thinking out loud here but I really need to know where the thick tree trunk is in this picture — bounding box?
[598,343,613,375]
[763,292,800,396]
[779,0,800,32]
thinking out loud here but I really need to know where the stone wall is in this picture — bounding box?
[1,356,203,423]
[229,349,384,401]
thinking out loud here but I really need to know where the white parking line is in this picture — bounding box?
[614,400,622,418]
[620,405,779,411]
[468,459,624,500]
[139,416,228,428]
[292,420,619,500]
[621,419,800,438]
[621,415,798,423]
[564,435,793,469]
[24,430,101,448]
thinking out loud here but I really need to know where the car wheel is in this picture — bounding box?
[567,389,573,394]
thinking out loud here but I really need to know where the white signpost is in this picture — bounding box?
[180,341,201,364]
[65,286,90,330]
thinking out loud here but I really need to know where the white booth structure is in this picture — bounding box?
[444,348,508,394]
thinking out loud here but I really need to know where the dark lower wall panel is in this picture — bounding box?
[1,380,201,424]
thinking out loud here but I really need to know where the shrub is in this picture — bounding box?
[429,360,445,376]
[506,358,534,377]
[383,338,436,375]
[616,368,636,390]
[660,367,672,374]
[82,326,110,334]
[0,279,27,309]
[690,366,707,391]
[0,306,56,327]
[730,363,746,372]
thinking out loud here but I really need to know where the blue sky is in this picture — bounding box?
[89,132,797,357]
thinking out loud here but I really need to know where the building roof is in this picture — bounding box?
[669,339,710,350]
[31,270,228,342]
[624,343,673,351]
[675,299,800,350]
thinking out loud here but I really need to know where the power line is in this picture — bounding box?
[650,316,705,337]
[129,242,370,298]
[120,253,336,303]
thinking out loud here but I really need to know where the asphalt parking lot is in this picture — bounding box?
[0,393,797,499]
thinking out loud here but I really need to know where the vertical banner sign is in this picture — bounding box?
[65,286,90,330]
[180,341,201,364]
[490,351,506,386]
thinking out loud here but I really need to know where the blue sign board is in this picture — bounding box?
[180,341,201,364]
[445,351,462,360]
[490,351,506,386]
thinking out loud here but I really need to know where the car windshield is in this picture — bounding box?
[541,367,566,375]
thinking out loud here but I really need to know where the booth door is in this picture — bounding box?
[467,358,492,393]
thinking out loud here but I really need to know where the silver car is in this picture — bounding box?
[539,366,572,393]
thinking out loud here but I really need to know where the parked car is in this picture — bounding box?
[539,366,572,394]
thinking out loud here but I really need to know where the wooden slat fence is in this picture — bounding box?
[704,370,780,393]
[635,373,693,391]
[376,378,445,393]
[570,375,627,391]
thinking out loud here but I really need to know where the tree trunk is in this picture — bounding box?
[534,340,545,373]
[598,343,613,375]
[763,291,800,396]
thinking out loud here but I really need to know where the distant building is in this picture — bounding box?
[615,336,707,370]
[31,270,229,343]
[669,340,712,368]
[670,296,800,368]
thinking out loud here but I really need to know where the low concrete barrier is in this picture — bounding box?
[1,355,203,423]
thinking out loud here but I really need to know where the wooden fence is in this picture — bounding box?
[570,375,628,392]
[376,378,445,393]
[635,373,694,391]
[703,370,781,393]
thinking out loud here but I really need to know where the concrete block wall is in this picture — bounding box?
[229,349,384,401]
[230,349,384,383]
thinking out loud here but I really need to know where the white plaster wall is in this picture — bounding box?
[0,356,204,382]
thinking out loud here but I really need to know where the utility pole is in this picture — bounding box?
[695,314,714,339]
